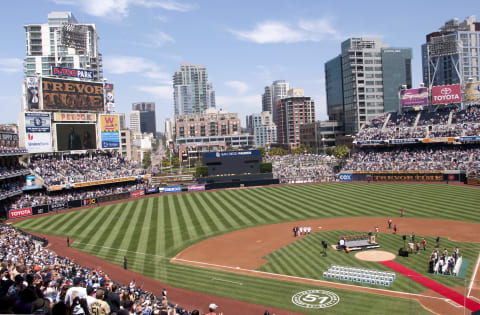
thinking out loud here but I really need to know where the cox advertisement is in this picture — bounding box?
[164,186,182,193]
[42,77,104,111]
[25,112,52,153]
[431,84,461,105]
[466,81,480,102]
[99,115,120,149]
[339,174,352,182]
[9,208,32,219]
[400,88,428,107]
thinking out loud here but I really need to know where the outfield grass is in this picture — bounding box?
[258,231,480,293]
[13,183,480,314]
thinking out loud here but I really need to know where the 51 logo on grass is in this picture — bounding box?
[292,290,340,309]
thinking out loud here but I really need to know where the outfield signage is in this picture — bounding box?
[131,190,145,198]
[356,140,386,146]
[400,88,428,107]
[188,184,205,192]
[460,136,480,142]
[145,187,159,194]
[204,150,261,158]
[339,174,352,182]
[9,207,32,219]
[431,84,462,105]
[51,66,94,80]
[54,112,96,122]
[164,186,182,193]
[24,112,52,153]
[389,138,420,144]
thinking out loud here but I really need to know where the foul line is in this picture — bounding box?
[211,278,243,285]
[468,253,480,297]
[171,257,447,301]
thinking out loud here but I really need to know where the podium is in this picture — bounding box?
[369,235,376,244]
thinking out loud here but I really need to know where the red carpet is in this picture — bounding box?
[380,260,480,311]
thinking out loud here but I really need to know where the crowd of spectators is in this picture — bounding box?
[0,166,29,179]
[343,145,480,172]
[8,182,149,210]
[0,179,24,200]
[29,153,146,187]
[266,154,338,184]
[0,224,207,315]
[356,105,480,141]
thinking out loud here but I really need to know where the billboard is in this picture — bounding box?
[465,81,480,102]
[164,186,182,193]
[56,123,97,151]
[431,84,461,105]
[104,83,115,112]
[339,174,352,181]
[9,207,32,219]
[131,190,145,198]
[99,115,120,149]
[400,88,428,107]
[25,112,52,153]
[54,112,96,122]
[26,77,40,110]
[51,66,94,80]
[42,77,104,111]
[188,184,205,192]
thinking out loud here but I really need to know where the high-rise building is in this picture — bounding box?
[246,111,277,147]
[262,80,290,123]
[24,12,102,79]
[129,111,141,134]
[132,102,156,134]
[325,37,412,134]
[276,88,315,148]
[173,62,215,115]
[422,16,480,87]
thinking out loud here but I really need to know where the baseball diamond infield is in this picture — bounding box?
[10,183,480,314]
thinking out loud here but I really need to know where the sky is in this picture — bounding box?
[0,0,478,131]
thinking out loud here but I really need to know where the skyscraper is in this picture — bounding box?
[325,37,412,134]
[246,111,277,147]
[262,80,290,124]
[24,12,102,79]
[132,102,156,134]
[173,62,215,115]
[276,88,315,148]
[422,16,480,87]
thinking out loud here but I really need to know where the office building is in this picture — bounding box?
[24,12,102,79]
[174,108,240,138]
[246,111,277,147]
[422,16,480,87]
[276,88,315,148]
[325,37,412,134]
[262,80,290,123]
[300,120,344,152]
[130,111,141,133]
[132,102,156,134]
[173,62,215,115]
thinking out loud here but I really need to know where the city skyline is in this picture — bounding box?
[0,0,478,130]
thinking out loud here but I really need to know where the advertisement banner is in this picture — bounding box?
[9,207,32,219]
[422,137,456,143]
[99,115,120,149]
[187,184,205,192]
[356,140,386,146]
[465,81,480,102]
[104,83,115,112]
[389,138,420,145]
[431,84,462,105]
[50,202,68,210]
[56,124,97,151]
[82,198,98,206]
[49,185,63,191]
[54,112,96,122]
[145,187,159,194]
[73,176,136,188]
[26,175,35,186]
[164,185,182,193]
[97,192,130,203]
[460,136,480,142]
[131,190,145,198]
[67,200,82,208]
[467,178,480,186]
[26,77,40,110]
[339,174,353,182]
[25,112,52,153]
[203,150,261,159]
[42,77,104,111]
[32,205,49,215]
[51,66,94,80]
[400,88,428,107]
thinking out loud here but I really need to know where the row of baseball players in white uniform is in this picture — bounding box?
[299,226,312,235]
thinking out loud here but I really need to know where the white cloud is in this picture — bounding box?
[0,58,23,73]
[229,18,342,44]
[136,85,172,100]
[224,81,249,95]
[144,31,175,48]
[52,0,195,17]
[103,56,170,83]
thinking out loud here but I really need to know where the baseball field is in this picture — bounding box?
[12,183,480,314]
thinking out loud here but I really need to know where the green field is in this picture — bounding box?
[13,183,480,314]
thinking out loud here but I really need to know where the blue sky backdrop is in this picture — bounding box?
[0,0,478,130]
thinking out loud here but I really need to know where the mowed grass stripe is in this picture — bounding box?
[178,193,205,238]
[195,192,234,230]
[172,194,191,242]
[163,195,175,255]
[253,187,314,219]
[213,190,259,225]
[230,189,284,222]
[208,191,248,226]
[245,188,298,220]
[188,193,220,233]
[222,190,271,223]
[86,202,129,249]
[144,197,160,276]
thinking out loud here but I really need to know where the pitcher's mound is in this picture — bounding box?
[355,250,396,262]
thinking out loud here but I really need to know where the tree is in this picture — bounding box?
[142,151,152,169]
[260,162,272,173]
[333,145,350,160]
[196,166,208,177]
[325,147,333,156]
[269,147,287,156]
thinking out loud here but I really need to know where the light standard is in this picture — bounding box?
[321,137,326,154]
